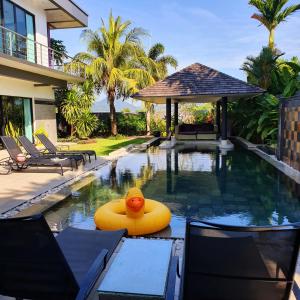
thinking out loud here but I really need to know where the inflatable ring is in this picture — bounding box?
[94,188,171,236]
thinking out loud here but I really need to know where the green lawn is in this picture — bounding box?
[68,137,148,156]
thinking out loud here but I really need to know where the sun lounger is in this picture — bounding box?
[0,136,70,175]
[18,135,84,169]
[37,134,97,163]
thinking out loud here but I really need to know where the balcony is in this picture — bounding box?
[0,25,85,87]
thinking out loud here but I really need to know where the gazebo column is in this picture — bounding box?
[216,101,221,134]
[166,98,172,137]
[220,96,233,150]
[221,97,227,140]
[174,101,179,128]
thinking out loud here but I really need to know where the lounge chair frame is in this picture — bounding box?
[37,134,97,163]
[18,136,84,169]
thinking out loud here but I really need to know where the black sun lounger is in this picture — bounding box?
[0,136,70,175]
[18,136,84,169]
[0,214,126,300]
[180,218,300,300]
[37,133,97,163]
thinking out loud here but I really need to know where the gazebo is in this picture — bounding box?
[132,63,264,148]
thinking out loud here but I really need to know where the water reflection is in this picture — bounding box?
[45,145,300,237]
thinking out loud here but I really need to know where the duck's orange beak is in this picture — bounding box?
[126,197,145,212]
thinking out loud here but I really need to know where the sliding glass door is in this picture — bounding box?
[0,0,35,62]
[0,96,33,142]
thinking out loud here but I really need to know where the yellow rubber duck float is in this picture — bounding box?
[94,187,171,236]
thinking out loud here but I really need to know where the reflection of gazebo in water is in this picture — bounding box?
[132,63,263,149]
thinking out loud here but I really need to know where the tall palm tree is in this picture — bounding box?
[249,0,300,49]
[142,43,178,135]
[73,13,155,135]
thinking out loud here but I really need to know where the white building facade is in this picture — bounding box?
[0,0,88,142]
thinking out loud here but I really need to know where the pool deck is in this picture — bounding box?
[0,149,118,216]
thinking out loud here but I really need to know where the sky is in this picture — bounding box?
[52,0,300,100]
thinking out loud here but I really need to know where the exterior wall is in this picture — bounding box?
[277,93,300,171]
[34,102,57,143]
[0,76,57,142]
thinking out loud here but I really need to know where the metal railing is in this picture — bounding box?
[0,25,84,77]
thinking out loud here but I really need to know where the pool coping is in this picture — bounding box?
[233,136,300,184]
[1,137,160,219]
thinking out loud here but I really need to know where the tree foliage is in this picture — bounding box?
[61,81,98,138]
[231,47,300,144]
[70,12,157,136]
[50,38,67,65]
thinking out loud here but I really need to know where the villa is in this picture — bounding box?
[0,0,88,142]
[1,1,300,300]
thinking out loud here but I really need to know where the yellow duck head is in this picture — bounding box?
[125,187,145,218]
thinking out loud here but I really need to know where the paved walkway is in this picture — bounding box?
[0,149,109,215]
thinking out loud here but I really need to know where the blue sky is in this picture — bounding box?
[52,0,300,80]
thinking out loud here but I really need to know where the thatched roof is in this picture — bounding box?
[132,63,264,104]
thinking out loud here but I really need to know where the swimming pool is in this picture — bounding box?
[45,143,300,238]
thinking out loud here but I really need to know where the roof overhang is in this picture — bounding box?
[35,0,88,29]
[0,52,84,88]
[132,63,265,104]
[133,93,263,104]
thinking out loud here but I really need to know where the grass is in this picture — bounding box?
[68,137,148,156]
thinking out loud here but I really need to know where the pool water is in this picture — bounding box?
[45,144,300,238]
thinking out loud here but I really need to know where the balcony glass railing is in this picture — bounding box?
[0,25,84,77]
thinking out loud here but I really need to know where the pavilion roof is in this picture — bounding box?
[132,63,264,104]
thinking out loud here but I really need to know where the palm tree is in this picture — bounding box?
[72,13,155,136]
[249,0,300,49]
[142,43,178,135]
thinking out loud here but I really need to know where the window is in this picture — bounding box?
[0,0,35,62]
[0,96,33,142]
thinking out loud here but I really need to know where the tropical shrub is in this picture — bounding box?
[61,80,98,138]
[179,103,214,124]
[75,111,99,138]
[4,121,20,140]
[117,113,146,135]
[34,125,49,145]
[150,110,167,136]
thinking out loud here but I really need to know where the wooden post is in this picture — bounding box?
[174,102,178,127]
[216,101,221,134]
[166,98,172,136]
[166,149,172,193]
[221,97,228,140]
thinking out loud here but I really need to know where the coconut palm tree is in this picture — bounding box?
[141,43,178,135]
[249,0,300,49]
[147,43,178,80]
[72,13,156,136]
